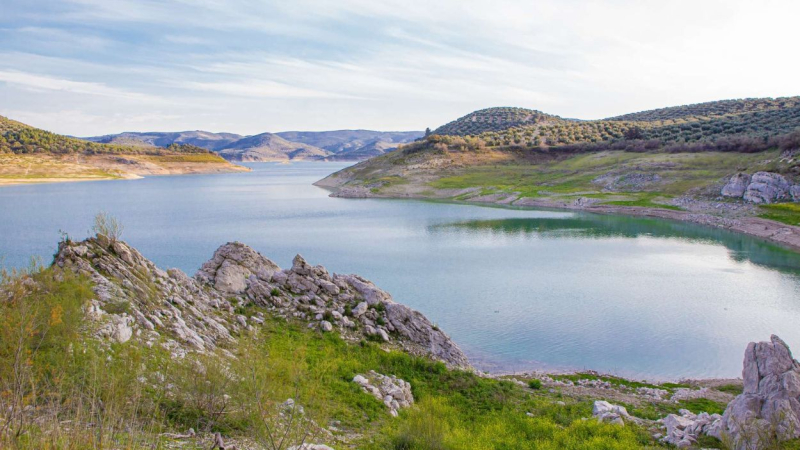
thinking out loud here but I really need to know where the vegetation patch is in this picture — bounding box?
[1,265,662,449]
[759,203,800,226]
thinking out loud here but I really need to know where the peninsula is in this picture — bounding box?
[316,97,800,251]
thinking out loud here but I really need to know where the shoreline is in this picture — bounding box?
[317,183,800,253]
[0,155,250,187]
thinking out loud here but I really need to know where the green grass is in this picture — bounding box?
[715,383,743,396]
[602,192,682,210]
[675,398,728,416]
[759,203,800,226]
[0,266,661,449]
[424,150,785,205]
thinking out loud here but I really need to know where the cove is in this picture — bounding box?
[1,162,799,379]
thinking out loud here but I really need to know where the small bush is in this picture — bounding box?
[92,211,124,241]
[528,379,543,390]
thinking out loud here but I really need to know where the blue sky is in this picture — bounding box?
[1,0,798,136]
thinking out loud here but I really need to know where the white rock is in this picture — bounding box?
[353,301,368,317]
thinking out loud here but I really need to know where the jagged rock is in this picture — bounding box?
[353,371,414,417]
[97,314,134,343]
[318,279,340,295]
[377,328,390,342]
[352,301,368,317]
[54,237,471,370]
[592,400,629,425]
[637,386,669,400]
[337,275,392,305]
[55,237,234,355]
[722,173,751,198]
[195,242,280,293]
[662,410,722,446]
[385,301,470,369]
[720,335,800,449]
[292,254,313,275]
[792,185,800,202]
[743,172,791,204]
[671,387,713,402]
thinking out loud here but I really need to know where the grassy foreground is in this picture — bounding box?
[0,263,676,449]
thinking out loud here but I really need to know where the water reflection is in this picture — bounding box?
[431,215,800,274]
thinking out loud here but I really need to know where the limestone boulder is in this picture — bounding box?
[195,242,280,293]
[721,173,751,198]
[743,172,791,204]
[353,371,414,417]
[720,335,800,449]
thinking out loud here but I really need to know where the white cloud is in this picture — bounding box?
[1,0,798,134]
[0,70,164,103]
[181,79,361,99]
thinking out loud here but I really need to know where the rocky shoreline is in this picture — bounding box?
[18,234,800,448]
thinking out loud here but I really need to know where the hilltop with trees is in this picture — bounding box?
[316,96,800,236]
[0,116,247,185]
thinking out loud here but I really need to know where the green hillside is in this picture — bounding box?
[432,107,559,136]
[433,97,800,154]
[607,97,800,122]
[0,116,211,156]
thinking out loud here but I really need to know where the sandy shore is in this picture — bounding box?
[0,153,249,187]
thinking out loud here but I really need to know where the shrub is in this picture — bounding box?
[528,379,543,390]
[92,211,124,241]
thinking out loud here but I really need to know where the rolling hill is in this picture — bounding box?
[432,107,557,136]
[433,97,800,152]
[0,115,248,185]
[316,96,800,243]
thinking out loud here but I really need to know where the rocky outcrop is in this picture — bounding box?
[661,409,722,447]
[743,172,791,204]
[55,236,236,357]
[592,401,629,425]
[720,335,800,449]
[721,173,751,198]
[353,371,414,417]
[54,236,470,370]
[196,242,280,293]
[722,171,796,204]
[192,244,469,368]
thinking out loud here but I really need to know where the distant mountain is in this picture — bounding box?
[84,131,243,151]
[216,133,331,161]
[275,130,424,160]
[83,129,424,162]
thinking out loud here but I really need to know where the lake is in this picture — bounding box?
[2,162,800,380]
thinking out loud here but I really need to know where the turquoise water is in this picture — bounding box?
[2,162,800,379]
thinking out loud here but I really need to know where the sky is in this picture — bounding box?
[0,0,799,136]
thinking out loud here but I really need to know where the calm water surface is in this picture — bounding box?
[2,162,800,379]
